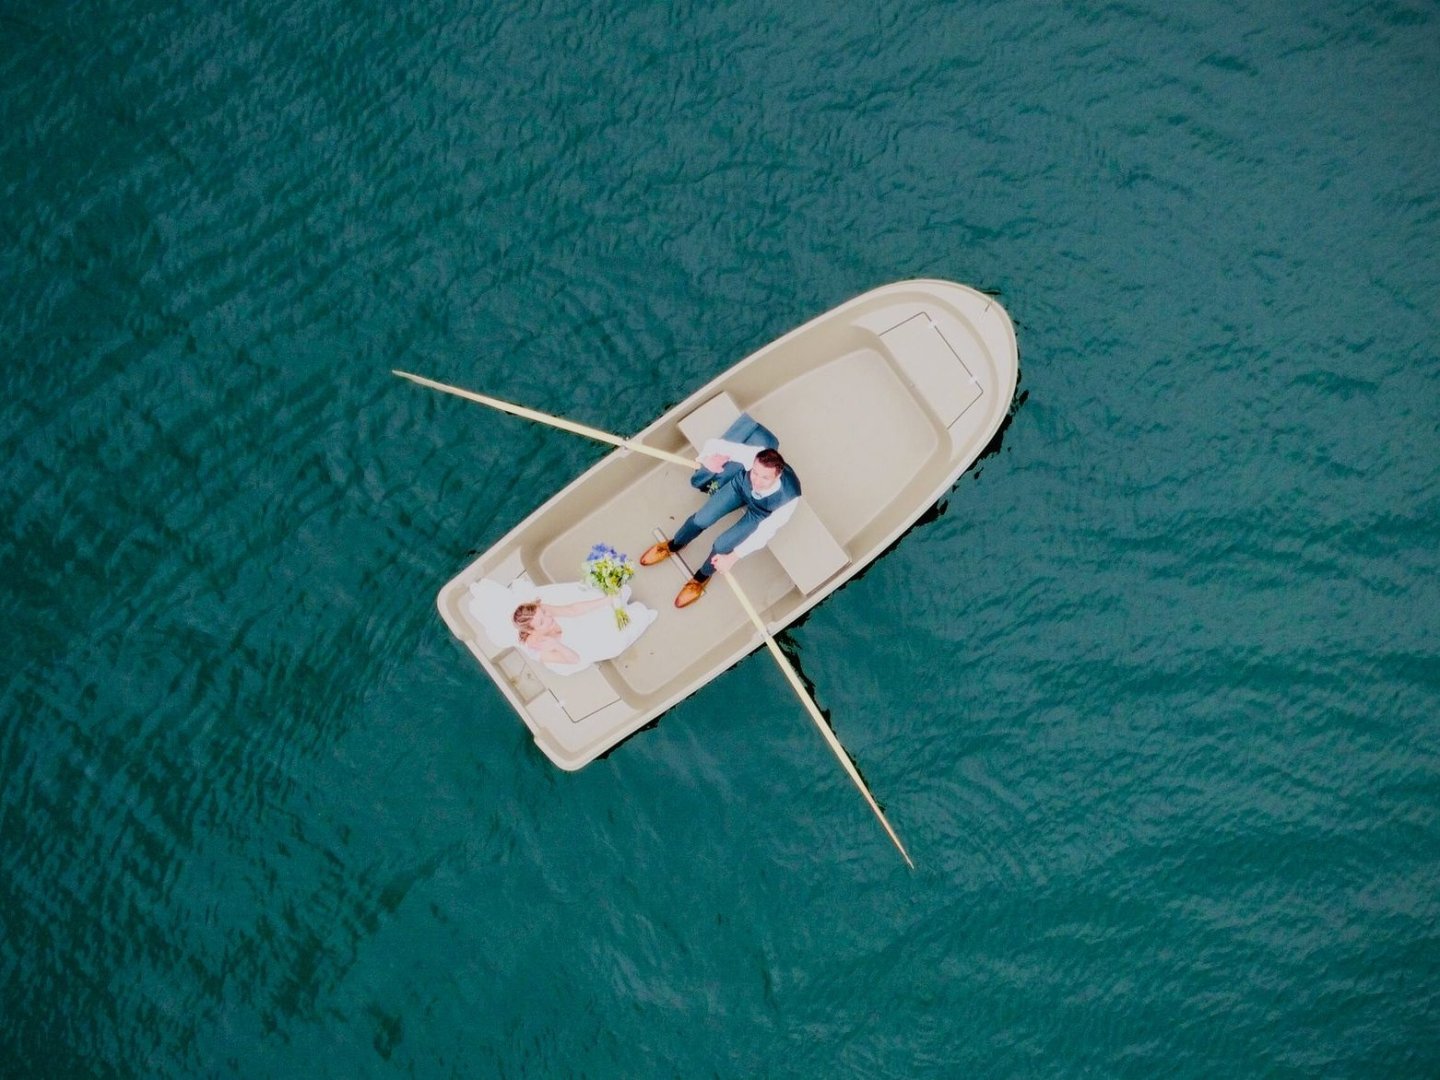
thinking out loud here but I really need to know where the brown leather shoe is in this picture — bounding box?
[639,541,672,566]
[674,579,706,608]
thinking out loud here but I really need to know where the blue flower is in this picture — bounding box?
[581,542,635,597]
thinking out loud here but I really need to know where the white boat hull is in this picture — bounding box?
[437,279,1020,769]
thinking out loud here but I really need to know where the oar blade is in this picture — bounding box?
[722,573,915,869]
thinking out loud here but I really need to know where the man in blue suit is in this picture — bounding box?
[640,414,802,608]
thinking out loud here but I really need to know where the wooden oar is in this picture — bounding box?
[393,370,695,468]
[721,573,915,869]
[395,368,914,868]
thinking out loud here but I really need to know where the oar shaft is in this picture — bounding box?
[393,370,696,468]
[722,574,915,869]
[399,366,913,867]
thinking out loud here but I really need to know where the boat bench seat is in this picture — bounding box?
[677,392,849,595]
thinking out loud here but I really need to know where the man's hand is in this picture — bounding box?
[709,552,739,575]
[700,453,729,472]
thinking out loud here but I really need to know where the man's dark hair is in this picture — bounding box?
[755,448,785,471]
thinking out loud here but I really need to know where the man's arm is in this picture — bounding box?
[730,498,800,559]
[698,437,760,470]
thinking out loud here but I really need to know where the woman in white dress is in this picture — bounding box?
[466,578,656,675]
[510,587,657,673]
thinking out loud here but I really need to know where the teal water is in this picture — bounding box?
[3,0,1438,1075]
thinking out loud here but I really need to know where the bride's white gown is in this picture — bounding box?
[520,583,656,676]
[465,579,657,676]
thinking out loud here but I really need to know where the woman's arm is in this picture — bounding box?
[545,597,611,617]
[537,640,581,666]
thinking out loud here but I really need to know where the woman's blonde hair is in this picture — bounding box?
[512,602,540,642]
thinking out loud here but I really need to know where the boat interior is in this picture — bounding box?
[437,282,1015,768]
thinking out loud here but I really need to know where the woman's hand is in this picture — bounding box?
[538,640,580,665]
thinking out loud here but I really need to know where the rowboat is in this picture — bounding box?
[435,279,1019,771]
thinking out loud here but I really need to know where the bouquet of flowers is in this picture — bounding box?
[581,543,636,628]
